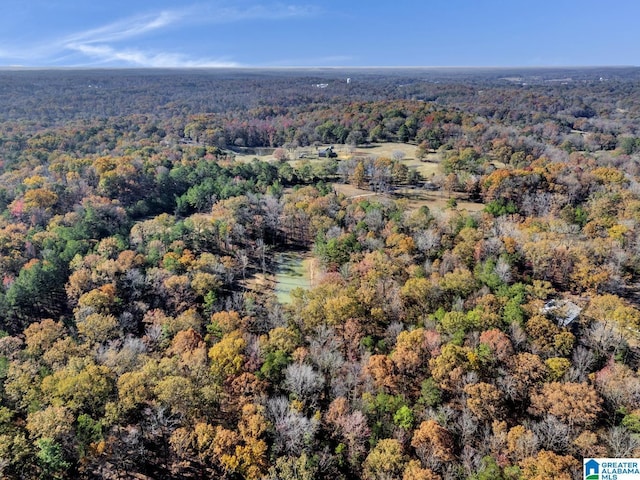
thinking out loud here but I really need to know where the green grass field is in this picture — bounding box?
[233,142,483,212]
[273,252,312,303]
[231,142,442,178]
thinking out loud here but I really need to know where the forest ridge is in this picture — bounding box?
[0,68,639,479]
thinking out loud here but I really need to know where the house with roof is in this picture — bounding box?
[318,146,337,158]
[542,299,582,327]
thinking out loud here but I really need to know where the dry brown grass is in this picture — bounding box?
[232,142,483,213]
[333,182,484,213]
[231,142,441,173]
[232,152,275,163]
[338,143,441,175]
[332,183,374,198]
[398,189,485,212]
[343,142,418,159]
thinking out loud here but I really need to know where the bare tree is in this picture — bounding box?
[309,325,345,375]
[283,363,325,404]
[530,415,571,453]
[266,396,319,456]
[566,346,595,382]
[255,238,268,274]
[236,249,249,281]
[606,426,640,457]
[261,194,283,241]
[586,323,629,363]
[330,360,364,402]
[495,257,513,284]
[414,228,441,255]
[392,150,406,161]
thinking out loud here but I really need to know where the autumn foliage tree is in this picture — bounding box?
[0,69,639,479]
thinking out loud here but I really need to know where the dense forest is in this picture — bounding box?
[1,67,640,479]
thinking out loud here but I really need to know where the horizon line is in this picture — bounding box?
[0,64,638,71]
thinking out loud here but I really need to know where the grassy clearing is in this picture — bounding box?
[274,252,316,304]
[398,188,485,212]
[231,151,275,163]
[333,182,484,213]
[402,154,440,178]
[240,251,318,304]
[231,142,483,212]
[230,142,440,166]
[343,142,419,159]
[230,143,443,187]
[332,183,374,198]
[345,143,441,178]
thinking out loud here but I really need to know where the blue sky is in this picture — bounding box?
[0,0,638,67]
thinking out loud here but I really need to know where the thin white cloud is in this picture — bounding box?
[205,3,319,23]
[0,11,183,64]
[68,43,238,68]
[0,2,321,67]
[61,3,317,48]
[65,10,183,45]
